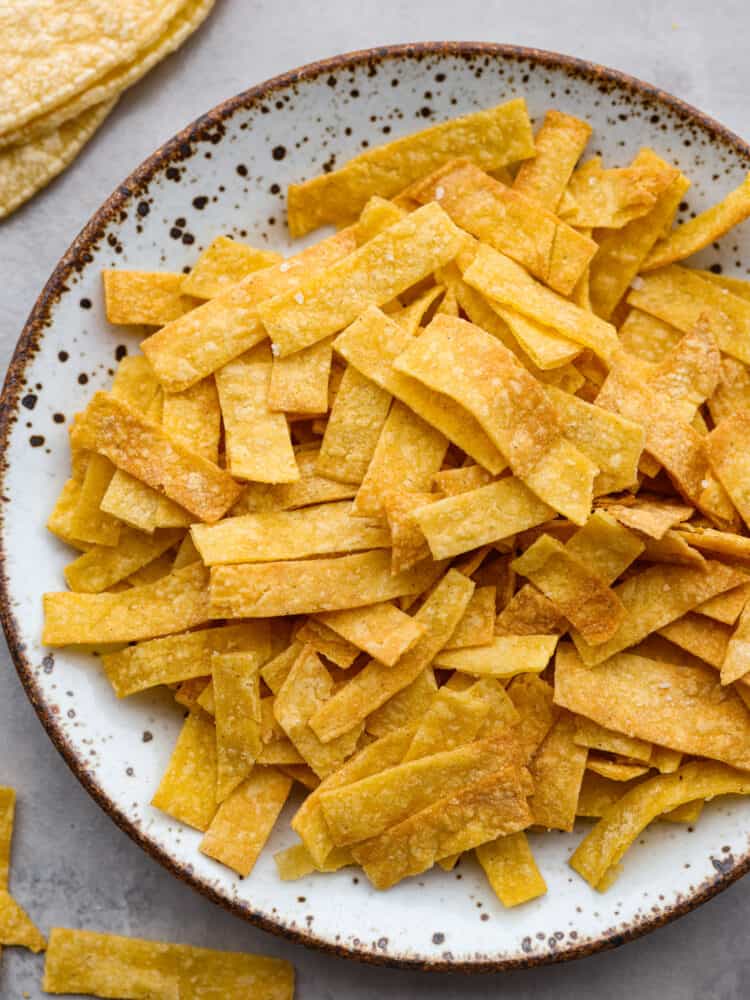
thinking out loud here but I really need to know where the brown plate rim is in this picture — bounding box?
[2,40,750,973]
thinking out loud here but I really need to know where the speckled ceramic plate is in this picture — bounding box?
[3,42,750,971]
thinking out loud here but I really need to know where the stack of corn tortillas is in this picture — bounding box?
[0,0,215,220]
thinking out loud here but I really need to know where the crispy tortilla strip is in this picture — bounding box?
[68,453,121,547]
[707,411,750,527]
[44,561,210,645]
[463,244,620,363]
[529,713,588,831]
[383,490,435,573]
[565,511,644,584]
[199,768,292,878]
[102,270,198,325]
[334,306,506,472]
[277,765,321,792]
[181,236,282,299]
[588,156,688,320]
[512,109,591,211]
[295,620,360,669]
[643,173,750,270]
[433,465,494,496]
[555,643,750,769]
[720,600,750,685]
[142,229,356,391]
[0,787,13,890]
[676,524,750,563]
[696,582,750,625]
[353,401,447,517]
[662,800,705,824]
[71,391,239,521]
[512,534,625,644]
[709,355,750,425]
[402,687,489,762]
[657,613,731,669]
[650,745,684,774]
[287,98,534,235]
[495,585,567,637]
[606,498,693,539]
[63,526,180,593]
[215,345,298,484]
[577,771,630,817]
[275,842,352,879]
[316,602,425,667]
[395,285,445,335]
[0,890,46,952]
[210,550,440,619]
[434,634,557,678]
[695,269,750,300]
[355,196,407,244]
[395,315,597,522]
[507,675,558,762]
[268,335,334,414]
[192,501,388,566]
[412,160,596,294]
[496,306,581,370]
[587,758,650,781]
[151,710,217,832]
[648,322,721,421]
[47,479,89,550]
[213,651,263,802]
[310,570,473,743]
[162,378,221,464]
[570,761,750,889]
[175,677,210,712]
[173,534,200,569]
[317,365,392,484]
[571,560,744,666]
[102,622,269,698]
[574,717,652,763]
[476,832,547,907]
[560,156,677,228]
[445,586,496,649]
[618,308,683,363]
[366,668,438,737]
[43,928,294,999]
[261,203,464,356]
[239,447,357,512]
[275,647,362,778]
[627,265,750,364]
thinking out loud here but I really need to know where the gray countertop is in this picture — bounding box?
[2,2,750,997]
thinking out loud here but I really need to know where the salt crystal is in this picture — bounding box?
[294,292,305,305]
[630,276,645,291]
[435,185,445,200]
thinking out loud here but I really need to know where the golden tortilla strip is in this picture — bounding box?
[239,447,357,512]
[434,634,558,678]
[295,621,360,669]
[366,668,438,738]
[411,160,596,294]
[334,306,506,472]
[260,203,465,356]
[402,687,490,762]
[643,173,750,270]
[476,832,547,907]
[433,465,494,496]
[316,602,425,667]
[46,479,90,550]
[309,570,473,743]
[586,758,650,781]
[151,710,218,832]
[648,322,721,422]
[0,787,13,890]
[573,717,652,763]
[192,501,388,566]
[707,410,750,527]
[174,676,210,712]
[560,156,677,228]
[0,890,46,953]
[588,153,688,319]
[355,195,407,244]
[71,391,239,521]
[445,586,496,649]
[606,498,693,539]
[570,761,750,890]
[215,345,298,484]
[720,600,750,685]
[181,235,282,299]
[287,98,535,235]
[63,526,181,593]
[564,511,644,585]
[42,927,294,999]
[213,651,263,802]
[512,109,592,211]
[657,613,731,669]
[627,265,750,365]
[695,268,750,300]
[68,452,121,547]
[555,643,750,769]
[695,581,750,625]
[529,712,588,831]
[618,308,684,363]
[268,335,334,414]
[275,647,362,778]
[102,270,199,325]
[316,365,392,484]
[495,585,567,637]
[274,842,352,880]
[493,305,581,370]
[383,490,434,574]
[394,284,446,336]
[162,377,221,464]
[102,622,269,698]
[209,550,440,618]
[463,244,620,363]
[709,355,750,428]
[44,561,210,645]
[650,745,684,774]
[576,771,631,817]
[507,675,558,763]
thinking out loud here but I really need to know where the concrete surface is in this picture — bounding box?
[2,1,750,996]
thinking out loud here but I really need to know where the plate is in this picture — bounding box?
[3,42,750,971]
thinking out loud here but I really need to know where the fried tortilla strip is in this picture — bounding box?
[445,586,496,649]
[586,758,649,781]
[648,322,721,421]
[657,613,731,669]
[574,717,652,763]
[353,402,447,517]
[192,501,388,566]
[334,306,506,472]
[102,270,199,325]
[512,109,591,211]
[560,156,677,228]
[275,647,363,778]
[402,687,489,761]
[274,842,352,879]
[316,602,425,666]
[366,668,438,737]
[142,229,356,391]
[295,621,360,669]
[571,560,744,666]
[42,928,294,999]
[181,236,282,298]
[495,306,581,370]
[709,355,750,427]
[316,365,392,484]
[707,411,750,527]
[618,308,683,363]
[68,452,121,547]
[555,643,750,769]
[309,570,473,743]
[0,890,46,953]
[71,391,239,521]
[433,465,494,496]
[529,713,588,831]
[507,674,558,763]
[44,561,210,645]
[720,600,750,685]
[151,710,218,832]
[102,622,269,698]
[63,526,181,593]
[239,448,357,512]
[696,582,750,625]
[495,585,567,637]
[476,832,547,907]
[355,195,407,244]
[268,335,334,414]
[261,203,464,356]
[0,788,13,890]
[46,479,89,550]
[411,160,596,294]
[564,511,645,584]
[570,761,750,890]
[606,498,693,539]
[287,98,534,235]
[383,490,435,573]
[215,345,298,484]
[415,477,554,560]
[210,550,440,619]
[161,377,221,464]
[576,772,631,817]
[213,651,263,802]
[643,173,750,270]
[434,634,558,678]
[627,265,750,364]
